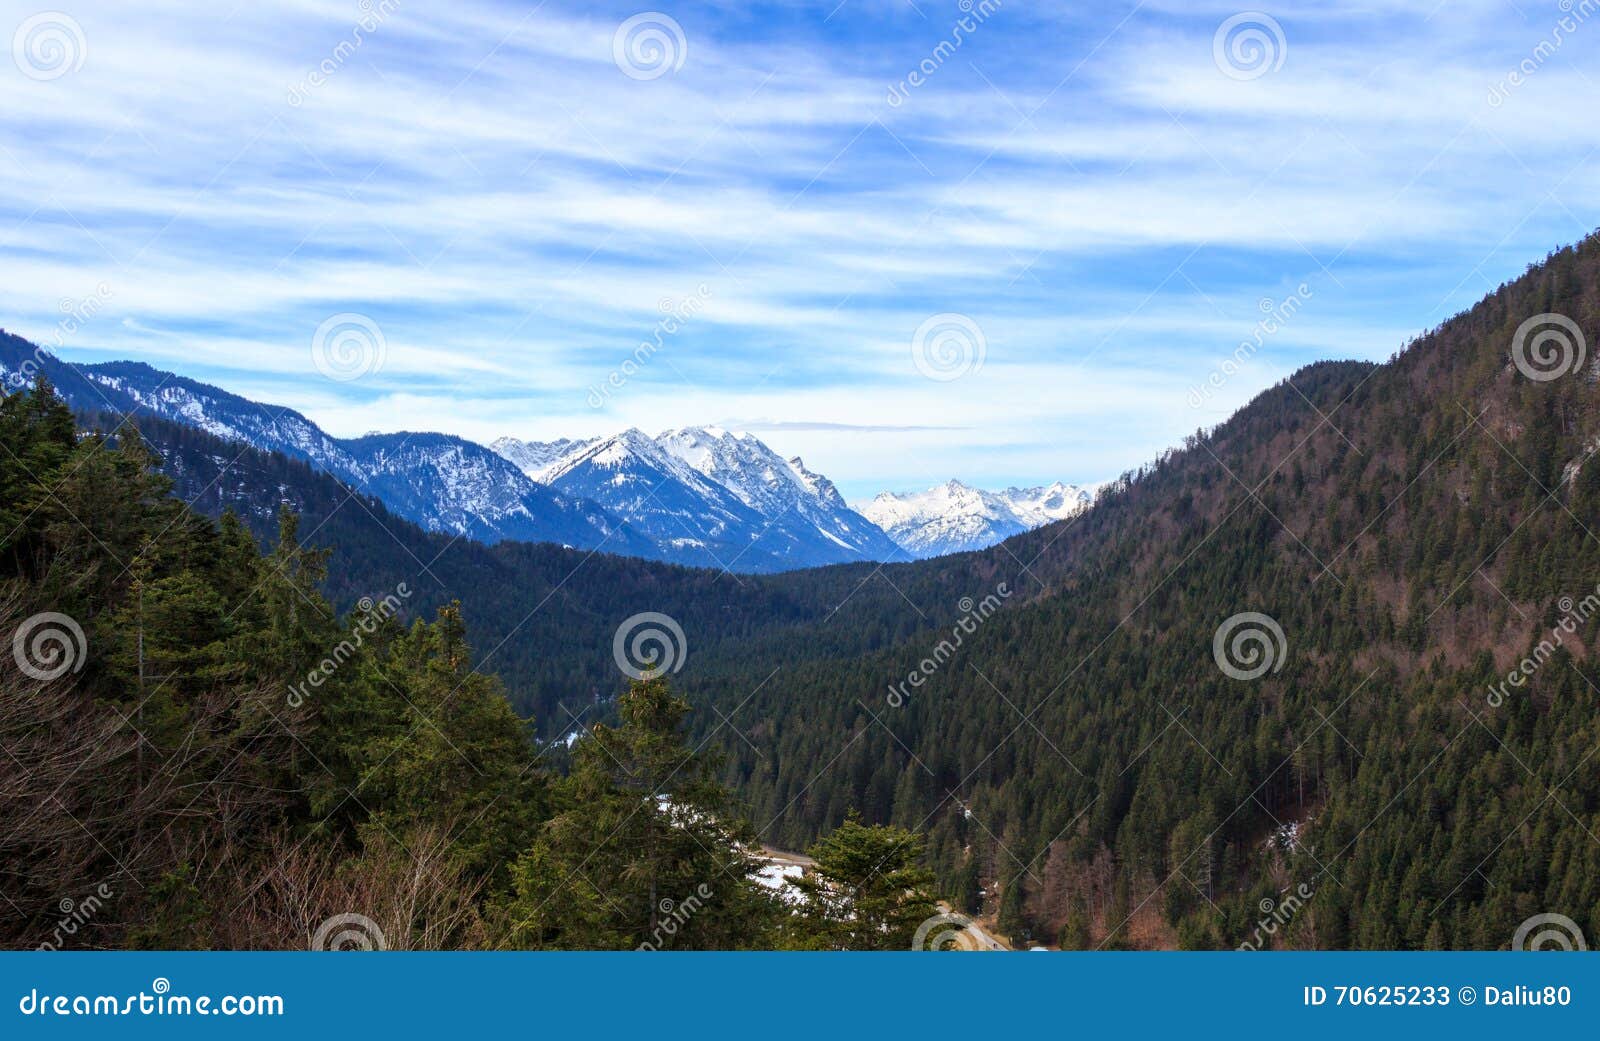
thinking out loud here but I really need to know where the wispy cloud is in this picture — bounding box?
[2,0,1597,497]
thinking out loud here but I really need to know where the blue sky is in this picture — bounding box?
[3,0,1598,499]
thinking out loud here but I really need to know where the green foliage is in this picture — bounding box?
[3,382,871,951]
[14,230,1600,951]
[343,602,548,881]
[497,672,778,950]
[793,814,940,950]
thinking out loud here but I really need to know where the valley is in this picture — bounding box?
[0,336,1084,572]
[5,234,1600,950]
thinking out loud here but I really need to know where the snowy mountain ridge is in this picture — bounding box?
[854,479,1098,558]
[2,335,1095,569]
[0,349,641,551]
[490,426,903,570]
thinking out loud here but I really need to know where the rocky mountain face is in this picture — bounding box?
[492,426,904,571]
[854,479,1096,557]
[0,336,932,571]
[0,342,654,556]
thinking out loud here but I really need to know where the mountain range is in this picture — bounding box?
[0,348,650,553]
[5,230,1599,952]
[491,427,903,569]
[0,333,1085,570]
[855,479,1097,557]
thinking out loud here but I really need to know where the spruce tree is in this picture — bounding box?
[498,671,774,949]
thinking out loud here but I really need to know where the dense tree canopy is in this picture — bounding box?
[0,382,916,950]
[8,231,1600,950]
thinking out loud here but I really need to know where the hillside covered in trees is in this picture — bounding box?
[0,381,942,950]
[686,232,1600,949]
[6,231,1600,950]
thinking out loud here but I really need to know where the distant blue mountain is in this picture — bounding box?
[0,334,654,556]
[0,332,901,571]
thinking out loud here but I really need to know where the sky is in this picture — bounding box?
[2,0,1598,500]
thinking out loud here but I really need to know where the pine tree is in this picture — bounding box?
[794,813,940,950]
[497,672,774,949]
[350,603,547,881]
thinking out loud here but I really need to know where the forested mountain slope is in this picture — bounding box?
[16,233,1600,950]
[683,233,1600,949]
[110,411,1047,733]
[3,381,943,952]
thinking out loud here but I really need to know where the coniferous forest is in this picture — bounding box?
[4,232,1600,950]
[0,379,940,950]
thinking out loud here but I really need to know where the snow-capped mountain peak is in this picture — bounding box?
[3,332,1082,572]
[854,479,1097,558]
[488,435,591,480]
[656,425,810,511]
[0,338,647,553]
[490,425,902,569]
